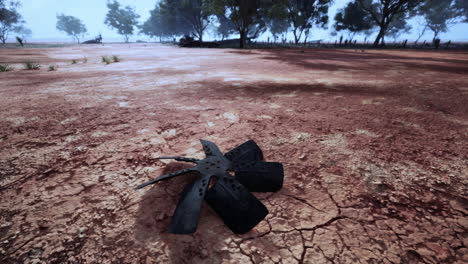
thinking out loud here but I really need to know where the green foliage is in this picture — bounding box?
[387,13,412,40]
[56,14,87,43]
[0,63,13,72]
[23,62,40,70]
[141,0,199,40]
[456,0,468,22]
[14,26,32,42]
[102,56,112,64]
[0,0,24,44]
[210,0,272,48]
[284,0,332,44]
[265,1,289,41]
[334,1,373,38]
[178,0,212,41]
[71,59,78,64]
[105,1,140,43]
[356,0,424,46]
[417,0,463,40]
[140,5,164,39]
[455,0,468,22]
[48,65,58,71]
[216,15,235,40]
[101,56,121,64]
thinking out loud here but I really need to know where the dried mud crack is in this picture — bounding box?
[0,44,467,263]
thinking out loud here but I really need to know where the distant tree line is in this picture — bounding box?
[139,0,468,48]
[334,0,467,46]
[2,0,468,47]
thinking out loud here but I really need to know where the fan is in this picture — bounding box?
[134,139,284,234]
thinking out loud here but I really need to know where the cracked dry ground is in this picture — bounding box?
[0,44,467,264]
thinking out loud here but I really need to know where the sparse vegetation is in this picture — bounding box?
[48,65,58,71]
[101,55,121,64]
[102,56,112,64]
[83,57,88,63]
[112,55,121,62]
[0,64,13,72]
[23,62,41,70]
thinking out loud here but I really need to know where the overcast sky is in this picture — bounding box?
[16,0,468,42]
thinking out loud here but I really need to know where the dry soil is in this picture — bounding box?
[0,44,467,264]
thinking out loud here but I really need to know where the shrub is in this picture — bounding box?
[83,57,88,63]
[112,55,121,62]
[102,56,111,64]
[71,59,78,64]
[23,62,41,70]
[0,64,13,72]
[48,65,58,71]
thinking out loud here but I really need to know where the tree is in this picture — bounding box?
[177,0,212,41]
[265,1,290,42]
[284,0,332,44]
[0,0,24,44]
[216,15,235,40]
[210,0,271,48]
[334,1,374,40]
[140,5,164,40]
[455,0,468,22]
[417,0,462,41]
[105,1,140,43]
[386,13,411,41]
[14,25,31,43]
[356,0,424,46]
[56,14,87,43]
[141,0,191,40]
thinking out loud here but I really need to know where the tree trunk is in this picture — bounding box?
[373,26,386,47]
[293,30,300,45]
[415,25,427,44]
[239,30,245,49]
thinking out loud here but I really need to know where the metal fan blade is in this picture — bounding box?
[233,162,284,192]
[134,168,195,190]
[204,174,268,234]
[224,140,264,162]
[168,176,212,234]
[200,139,223,157]
[158,156,199,163]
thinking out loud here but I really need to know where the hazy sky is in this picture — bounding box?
[16,0,468,42]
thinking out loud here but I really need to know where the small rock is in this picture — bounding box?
[0,222,12,228]
[77,227,86,238]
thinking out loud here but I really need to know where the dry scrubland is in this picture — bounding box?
[0,44,467,264]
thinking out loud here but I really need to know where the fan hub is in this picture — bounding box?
[197,156,232,175]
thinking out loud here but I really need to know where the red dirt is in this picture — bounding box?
[0,44,467,264]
